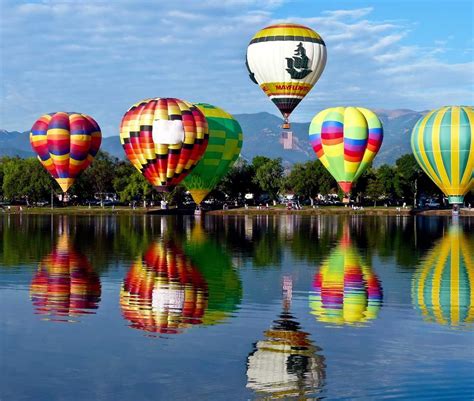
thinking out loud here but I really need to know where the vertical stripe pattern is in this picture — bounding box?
[309,107,383,194]
[30,112,102,192]
[412,227,474,327]
[120,98,209,191]
[411,106,474,204]
[182,103,243,204]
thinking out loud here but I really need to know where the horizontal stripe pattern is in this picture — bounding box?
[411,106,473,204]
[120,98,209,190]
[308,107,384,194]
[29,112,102,192]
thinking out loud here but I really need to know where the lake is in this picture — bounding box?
[1,214,473,400]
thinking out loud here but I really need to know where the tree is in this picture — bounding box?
[284,160,335,205]
[2,157,53,203]
[215,160,258,199]
[253,157,284,201]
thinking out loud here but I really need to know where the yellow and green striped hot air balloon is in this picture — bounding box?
[183,103,243,205]
[412,226,473,327]
[411,106,474,205]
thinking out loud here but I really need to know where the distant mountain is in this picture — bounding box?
[0,109,426,166]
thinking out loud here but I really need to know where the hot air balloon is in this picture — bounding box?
[30,112,102,193]
[246,23,327,129]
[120,240,208,334]
[412,225,473,327]
[120,98,209,192]
[309,226,383,325]
[411,106,473,207]
[247,277,325,399]
[309,107,384,195]
[182,103,243,205]
[30,234,101,322]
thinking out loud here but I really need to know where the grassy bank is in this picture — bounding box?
[2,205,473,217]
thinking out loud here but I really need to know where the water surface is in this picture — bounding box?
[1,214,473,400]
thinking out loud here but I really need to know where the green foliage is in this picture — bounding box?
[284,160,335,199]
[1,157,53,202]
[252,157,283,200]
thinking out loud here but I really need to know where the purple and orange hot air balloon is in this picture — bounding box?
[30,112,102,192]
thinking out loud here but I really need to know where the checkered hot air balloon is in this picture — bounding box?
[120,240,208,335]
[309,227,383,325]
[183,103,243,205]
[30,112,102,193]
[411,106,473,205]
[120,98,209,192]
[412,226,473,327]
[246,23,326,129]
[30,235,101,322]
[309,107,384,195]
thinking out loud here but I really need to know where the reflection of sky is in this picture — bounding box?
[1,216,473,400]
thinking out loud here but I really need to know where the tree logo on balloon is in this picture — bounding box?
[286,43,312,79]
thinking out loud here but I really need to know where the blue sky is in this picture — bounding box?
[1,0,473,135]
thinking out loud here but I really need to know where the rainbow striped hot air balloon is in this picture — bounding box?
[246,23,326,129]
[412,226,473,327]
[309,229,383,325]
[411,106,473,205]
[120,98,209,192]
[183,103,243,205]
[30,112,102,192]
[120,240,208,334]
[309,107,383,194]
[30,234,101,322]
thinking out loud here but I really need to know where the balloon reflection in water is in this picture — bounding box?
[309,230,383,325]
[247,277,325,399]
[30,235,101,322]
[183,224,242,325]
[120,240,208,334]
[412,226,473,327]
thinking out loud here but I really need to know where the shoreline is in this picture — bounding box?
[1,206,473,217]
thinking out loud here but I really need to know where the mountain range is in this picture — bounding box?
[0,109,426,166]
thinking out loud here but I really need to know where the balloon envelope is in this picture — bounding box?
[246,23,326,127]
[30,112,102,192]
[309,107,383,194]
[183,103,243,204]
[119,98,209,191]
[411,106,473,204]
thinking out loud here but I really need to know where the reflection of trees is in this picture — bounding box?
[0,215,54,267]
[30,233,101,322]
[309,224,383,326]
[412,226,474,327]
[247,278,325,399]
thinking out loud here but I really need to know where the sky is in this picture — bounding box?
[1,0,473,135]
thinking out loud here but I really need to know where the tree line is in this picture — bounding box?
[0,152,471,206]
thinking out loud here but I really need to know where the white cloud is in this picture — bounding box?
[0,1,472,132]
